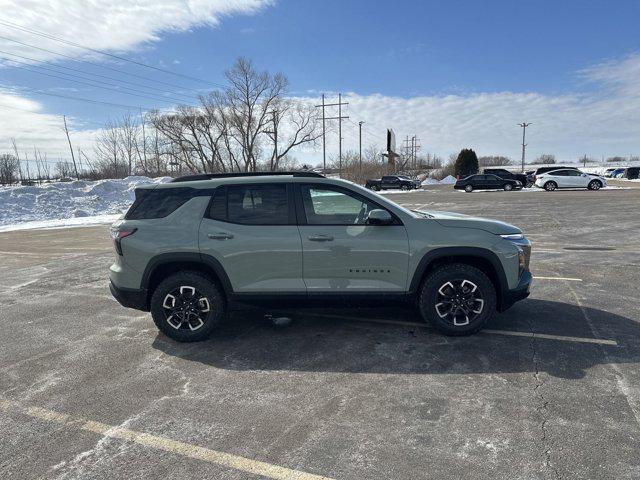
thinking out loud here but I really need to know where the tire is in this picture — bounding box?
[464,184,473,193]
[150,271,225,342]
[544,181,557,191]
[526,181,534,188]
[588,180,602,191]
[418,263,496,336]
[504,183,513,191]
[372,185,381,191]
[401,184,409,191]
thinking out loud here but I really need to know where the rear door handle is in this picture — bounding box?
[208,232,234,240]
[308,235,334,242]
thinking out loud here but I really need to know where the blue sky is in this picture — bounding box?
[1,0,640,164]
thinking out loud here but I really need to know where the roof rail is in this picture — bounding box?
[170,171,325,183]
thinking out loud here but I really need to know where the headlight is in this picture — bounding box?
[499,233,531,276]
[500,233,524,240]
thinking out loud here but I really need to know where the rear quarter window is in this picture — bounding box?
[126,188,199,220]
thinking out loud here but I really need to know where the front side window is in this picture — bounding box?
[227,184,289,225]
[301,185,389,225]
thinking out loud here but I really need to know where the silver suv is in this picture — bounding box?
[110,172,532,342]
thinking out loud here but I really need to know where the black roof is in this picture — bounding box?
[171,171,325,183]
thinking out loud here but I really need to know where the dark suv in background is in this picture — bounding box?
[483,168,532,187]
[365,175,421,191]
[454,174,522,192]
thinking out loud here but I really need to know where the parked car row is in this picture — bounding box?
[604,167,640,179]
[455,166,607,192]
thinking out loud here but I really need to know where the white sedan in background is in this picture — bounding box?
[534,169,607,191]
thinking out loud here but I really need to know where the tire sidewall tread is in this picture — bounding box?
[418,263,496,336]
[150,271,225,342]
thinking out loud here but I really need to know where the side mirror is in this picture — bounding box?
[366,209,393,225]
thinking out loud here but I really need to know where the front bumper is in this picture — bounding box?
[110,281,148,311]
[499,270,532,312]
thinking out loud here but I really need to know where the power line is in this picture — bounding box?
[0,49,197,101]
[316,93,348,172]
[0,19,221,87]
[16,87,145,110]
[2,57,193,105]
[0,34,210,92]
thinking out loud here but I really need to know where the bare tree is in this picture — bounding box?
[94,121,125,178]
[149,57,319,175]
[478,155,512,167]
[0,154,19,185]
[55,160,75,178]
[531,154,556,165]
[118,113,139,175]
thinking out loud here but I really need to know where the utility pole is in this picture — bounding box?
[315,94,349,174]
[358,121,365,177]
[517,122,532,173]
[320,94,326,170]
[63,116,80,179]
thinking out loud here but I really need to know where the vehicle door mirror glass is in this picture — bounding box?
[366,209,393,225]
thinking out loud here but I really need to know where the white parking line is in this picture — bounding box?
[482,329,617,346]
[533,276,583,282]
[303,314,617,346]
[0,400,334,480]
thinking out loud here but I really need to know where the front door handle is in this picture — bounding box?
[308,235,334,242]
[208,232,234,240]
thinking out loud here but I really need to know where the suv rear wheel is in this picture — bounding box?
[418,264,496,335]
[544,181,557,191]
[150,271,225,342]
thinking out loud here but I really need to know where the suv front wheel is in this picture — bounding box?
[150,271,225,342]
[418,264,496,335]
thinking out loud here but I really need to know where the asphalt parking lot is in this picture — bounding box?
[1,181,639,479]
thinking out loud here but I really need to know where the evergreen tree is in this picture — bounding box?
[454,148,479,177]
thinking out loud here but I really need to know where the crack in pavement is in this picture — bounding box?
[527,315,562,480]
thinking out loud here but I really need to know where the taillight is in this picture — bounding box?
[110,227,137,255]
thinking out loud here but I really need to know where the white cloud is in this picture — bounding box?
[4,52,640,170]
[0,88,98,162]
[0,0,272,62]
[302,54,640,164]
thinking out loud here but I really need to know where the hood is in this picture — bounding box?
[419,210,522,235]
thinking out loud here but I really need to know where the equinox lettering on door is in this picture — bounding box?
[349,268,392,274]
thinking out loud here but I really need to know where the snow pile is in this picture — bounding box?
[439,175,457,185]
[420,177,439,186]
[421,175,457,186]
[0,176,171,229]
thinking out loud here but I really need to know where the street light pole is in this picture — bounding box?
[517,122,532,172]
[358,121,364,178]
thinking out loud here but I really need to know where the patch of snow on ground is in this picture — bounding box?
[0,176,171,230]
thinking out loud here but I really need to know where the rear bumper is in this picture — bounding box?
[110,281,148,311]
[499,270,532,312]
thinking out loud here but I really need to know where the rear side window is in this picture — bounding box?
[126,188,197,220]
[226,184,289,225]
